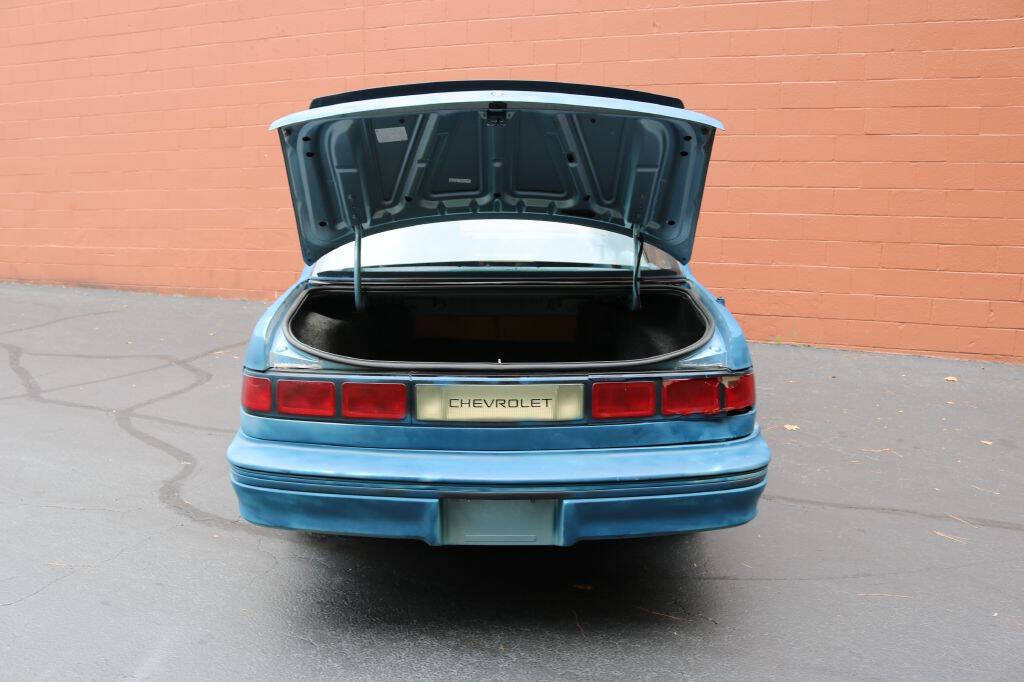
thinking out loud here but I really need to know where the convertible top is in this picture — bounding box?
[310,80,684,110]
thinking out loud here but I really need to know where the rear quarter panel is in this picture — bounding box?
[243,269,312,371]
[679,265,753,371]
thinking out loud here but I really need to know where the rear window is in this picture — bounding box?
[312,220,682,276]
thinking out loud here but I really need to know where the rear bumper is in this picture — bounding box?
[227,429,770,546]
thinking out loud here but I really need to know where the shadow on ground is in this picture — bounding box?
[293,533,717,634]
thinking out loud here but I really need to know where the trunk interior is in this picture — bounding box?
[288,284,709,366]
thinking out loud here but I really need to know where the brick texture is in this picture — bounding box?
[1,0,1022,361]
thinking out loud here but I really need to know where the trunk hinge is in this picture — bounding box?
[353,223,365,311]
[630,223,643,311]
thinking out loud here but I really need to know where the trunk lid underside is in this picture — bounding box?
[272,81,722,265]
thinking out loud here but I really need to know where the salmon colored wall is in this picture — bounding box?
[2,1,1023,361]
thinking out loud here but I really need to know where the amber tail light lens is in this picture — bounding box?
[723,373,755,412]
[591,381,656,419]
[276,379,336,417]
[662,377,721,415]
[241,375,272,412]
[342,382,407,420]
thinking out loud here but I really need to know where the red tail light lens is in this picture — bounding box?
[662,378,721,416]
[342,382,407,420]
[276,380,336,417]
[592,381,656,419]
[723,373,755,412]
[241,375,272,412]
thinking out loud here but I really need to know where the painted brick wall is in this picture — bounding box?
[2,1,1023,360]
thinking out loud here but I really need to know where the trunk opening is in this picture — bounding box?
[286,282,711,369]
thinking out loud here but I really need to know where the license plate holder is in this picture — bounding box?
[442,499,557,545]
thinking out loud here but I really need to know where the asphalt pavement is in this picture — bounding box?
[1,282,1022,680]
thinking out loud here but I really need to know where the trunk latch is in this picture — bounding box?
[486,101,508,126]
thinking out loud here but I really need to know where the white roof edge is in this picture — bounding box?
[269,90,724,131]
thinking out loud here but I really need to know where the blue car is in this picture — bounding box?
[228,81,770,546]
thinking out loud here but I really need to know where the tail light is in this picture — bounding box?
[241,375,272,412]
[592,381,656,419]
[342,382,407,420]
[662,377,720,415]
[723,373,755,412]
[244,373,751,422]
[276,379,336,417]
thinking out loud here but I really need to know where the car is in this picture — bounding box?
[227,80,770,546]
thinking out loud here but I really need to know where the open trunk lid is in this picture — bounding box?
[271,81,722,266]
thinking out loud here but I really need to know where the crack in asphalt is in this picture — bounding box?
[0,522,181,608]
[0,356,177,399]
[0,338,264,538]
[2,343,41,393]
[0,358,174,401]
[763,494,1024,533]
[0,503,140,514]
[0,571,76,608]
[131,412,236,435]
[677,557,1024,583]
[0,340,239,434]
[0,310,118,337]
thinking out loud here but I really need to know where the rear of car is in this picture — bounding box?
[227,81,770,545]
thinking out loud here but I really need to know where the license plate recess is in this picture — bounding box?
[442,499,557,545]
